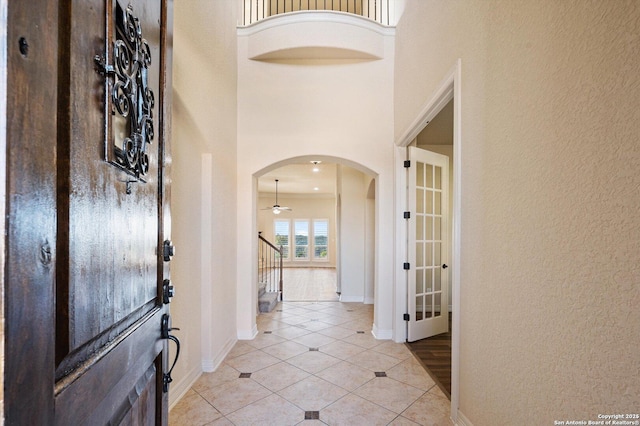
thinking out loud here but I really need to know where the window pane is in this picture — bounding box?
[295,246,308,258]
[294,220,309,259]
[313,220,328,259]
[274,219,290,259]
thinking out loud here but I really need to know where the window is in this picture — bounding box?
[294,220,309,259]
[313,220,328,260]
[274,218,329,262]
[274,220,289,259]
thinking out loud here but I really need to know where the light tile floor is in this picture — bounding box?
[170,301,452,426]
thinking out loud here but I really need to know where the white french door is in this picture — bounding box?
[407,146,450,342]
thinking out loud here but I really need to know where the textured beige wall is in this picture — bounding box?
[396,1,640,424]
[170,0,239,404]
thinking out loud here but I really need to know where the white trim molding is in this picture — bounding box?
[168,366,202,410]
[456,410,474,426]
[394,58,463,423]
[237,324,259,340]
[203,336,237,373]
[371,324,393,340]
[338,295,364,303]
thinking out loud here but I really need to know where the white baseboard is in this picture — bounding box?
[339,295,364,302]
[364,297,375,304]
[456,410,474,426]
[371,324,393,340]
[168,365,202,410]
[202,337,236,372]
[237,324,258,340]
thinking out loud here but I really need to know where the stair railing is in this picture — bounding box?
[258,232,283,301]
[241,0,392,26]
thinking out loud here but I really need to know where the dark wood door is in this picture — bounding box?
[5,0,174,424]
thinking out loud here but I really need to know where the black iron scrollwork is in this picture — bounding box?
[97,2,155,179]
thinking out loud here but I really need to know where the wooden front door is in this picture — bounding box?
[5,0,175,424]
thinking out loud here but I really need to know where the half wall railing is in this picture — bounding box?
[258,232,283,301]
[241,0,392,26]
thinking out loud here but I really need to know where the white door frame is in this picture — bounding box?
[395,59,462,423]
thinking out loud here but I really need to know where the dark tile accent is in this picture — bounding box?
[309,347,319,351]
[239,373,252,378]
[263,331,272,334]
[305,411,320,420]
[310,319,319,322]
[357,331,365,334]
[276,309,283,312]
[375,372,387,377]
[347,310,354,312]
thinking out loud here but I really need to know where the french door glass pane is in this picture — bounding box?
[425,268,433,292]
[416,161,424,186]
[426,189,433,214]
[416,269,424,294]
[426,164,433,188]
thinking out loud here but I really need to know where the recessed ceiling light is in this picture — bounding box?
[313,187,320,191]
[310,160,321,173]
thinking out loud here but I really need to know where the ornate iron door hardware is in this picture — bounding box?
[163,240,176,261]
[161,314,180,393]
[163,279,175,304]
[95,2,155,180]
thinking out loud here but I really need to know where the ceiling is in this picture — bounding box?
[258,161,337,195]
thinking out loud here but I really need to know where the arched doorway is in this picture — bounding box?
[256,158,376,305]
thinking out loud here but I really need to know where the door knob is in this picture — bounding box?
[442,264,448,269]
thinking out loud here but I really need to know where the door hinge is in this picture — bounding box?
[403,211,410,219]
[404,160,411,168]
[403,262,410,270]
[403,313,410,321]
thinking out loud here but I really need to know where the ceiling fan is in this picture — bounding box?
[261,179,291,215]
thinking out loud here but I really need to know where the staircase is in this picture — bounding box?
[258,282,279,313]
[258,232,283,313]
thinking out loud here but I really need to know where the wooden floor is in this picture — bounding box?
[282,267,339,302]
[406,313,452,399]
